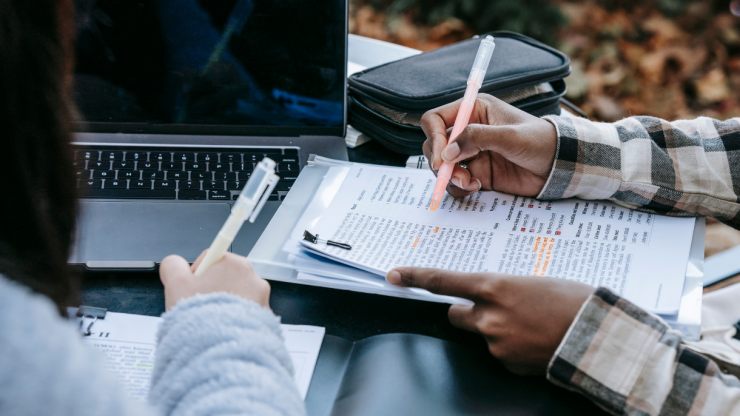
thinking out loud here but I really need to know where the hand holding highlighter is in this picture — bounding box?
[430,36,495,211]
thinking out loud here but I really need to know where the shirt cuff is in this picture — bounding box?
[547,287,669,411]
[537,116,623,201]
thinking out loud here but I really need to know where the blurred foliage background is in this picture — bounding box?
[349,0,740,122]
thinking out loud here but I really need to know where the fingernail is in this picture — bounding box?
[451,176,463,188]
[466,178,481,192]
[386,270,401,285]
[441,142,460,163]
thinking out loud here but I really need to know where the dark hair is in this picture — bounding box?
[0,0,78,313]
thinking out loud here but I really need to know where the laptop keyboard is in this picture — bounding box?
[73,147,299,201]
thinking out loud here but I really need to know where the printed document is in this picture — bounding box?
[75,311,324,401]
[298,164,696,313]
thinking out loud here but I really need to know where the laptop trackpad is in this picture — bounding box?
[73,201,231,264]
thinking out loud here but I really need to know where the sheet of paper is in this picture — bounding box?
[297,164,696,313]
[347,61,367,76]
[75,312,325,401]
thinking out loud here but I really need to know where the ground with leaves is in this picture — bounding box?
[350,0,740,121]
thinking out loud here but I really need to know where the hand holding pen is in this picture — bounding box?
[421,92,559,200]
[429,36,495,210]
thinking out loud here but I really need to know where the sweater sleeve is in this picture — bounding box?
[548,287,740,415]
[539,115,740,229]
[147,293,305,416]
[0,275,155,416]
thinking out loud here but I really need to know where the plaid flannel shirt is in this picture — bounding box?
[539,115,740,415]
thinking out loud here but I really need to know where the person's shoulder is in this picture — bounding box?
[0,273,82,380]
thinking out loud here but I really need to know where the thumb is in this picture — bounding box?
[386,267,491,301]
[159,255,193,286]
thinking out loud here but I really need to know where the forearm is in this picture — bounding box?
[148,293,305,416]
[548,288,740,415]
[539,115,740,229]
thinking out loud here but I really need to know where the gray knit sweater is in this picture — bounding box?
[0,274,306,416]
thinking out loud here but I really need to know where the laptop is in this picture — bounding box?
[69,0,349,269]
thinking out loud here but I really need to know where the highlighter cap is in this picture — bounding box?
[468,36,495,86]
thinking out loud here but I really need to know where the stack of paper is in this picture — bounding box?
[285,162,696,314]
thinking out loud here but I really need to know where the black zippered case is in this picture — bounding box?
[348,32,571,154]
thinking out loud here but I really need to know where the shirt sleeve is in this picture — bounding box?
[148,293,305,416]
[538,115,740,229]
[548,287,740,415]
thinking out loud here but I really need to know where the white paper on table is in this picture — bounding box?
[296,164,696,314]
[73,311,325,401]
[347,61,367,76]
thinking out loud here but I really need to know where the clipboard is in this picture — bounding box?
[248,156,704,341]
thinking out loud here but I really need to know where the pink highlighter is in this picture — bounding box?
[430,36,496,211]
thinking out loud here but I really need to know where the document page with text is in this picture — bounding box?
[76,312,325,401]
[298,164,695,313]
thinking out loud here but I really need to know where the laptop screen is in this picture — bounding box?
[72,0,347,136]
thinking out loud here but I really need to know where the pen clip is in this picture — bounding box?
[249,173,279,222]
[303,230,352,250]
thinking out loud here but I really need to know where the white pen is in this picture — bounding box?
[194,158,280,276]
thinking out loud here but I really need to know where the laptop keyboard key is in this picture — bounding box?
[209,190,230,200]
[126,151,147,161]
[138,161,158,171]
[105,179,127,189]
[168,171,187,180]
[198,153,217,162]
[89,160,109,170]
[235,163,254,172]
[221,153,240,163]
[238,171,252,180]
[193,171,211,180]
[178,190,207,200]
[143,171,165,180]
[214,172,236,181]
[77,169,91,179]
[275,180,295,191]
[130,180,152,189]
[279,156,299,164]
[284,148,298,155]
[93,170,115,179]
[202,181,220,190]
[227,181,244,190]
[244,153,264,163]
[77,150,99,160]
[102,151,123,161]
[154,180,176,190]
[113,161,134,170]
[81,189,176,199]
[120,170,139,179]
[180,180,199,190]
[186,162,206,171]
[173,152,195,162]
[151,152,170,162]
[279,163,299,173]
[162,162,182,171]
[210,162,230,172]
[79,179,102,188]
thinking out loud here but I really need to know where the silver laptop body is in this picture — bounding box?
[69,0,348,270]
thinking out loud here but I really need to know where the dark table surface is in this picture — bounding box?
[80,139,606,415]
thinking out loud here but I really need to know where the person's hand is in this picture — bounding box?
[386,268,593,375]
[159,250,271,311]
[421,94,558,198]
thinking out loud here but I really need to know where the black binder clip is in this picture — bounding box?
[303,230,352,250]
[76,306,107,337]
